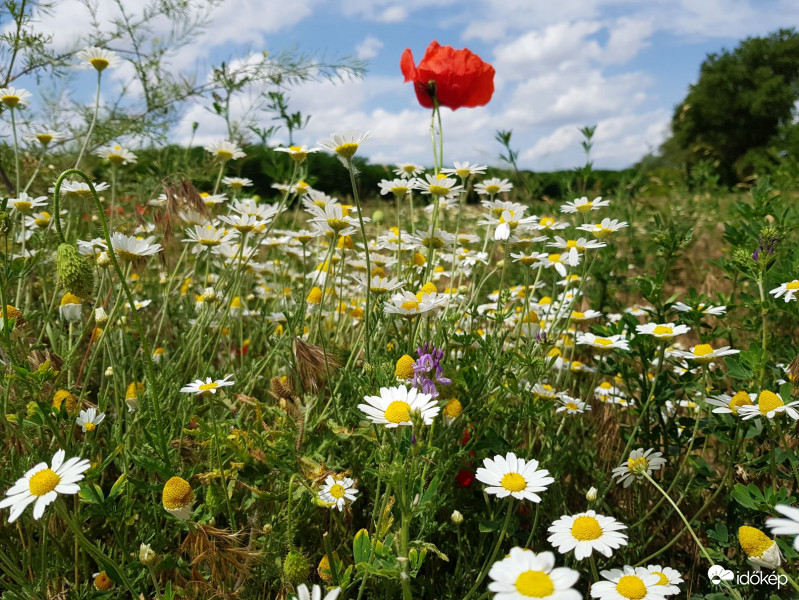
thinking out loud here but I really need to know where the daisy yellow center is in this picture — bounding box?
[90,57,109,70]
[2,95,20,107]
[616,575,647,600]
[566,402,579,410]
[693,344,714,357]
[395,355,415,379]
[500,472,526,492]
[653,572,669,585]
[594,338,613,346]
[548,253,561,263]
[335,142,359,158]
[653,325,673,335]
[37,133,53,144]
[329,484,346,499]
[384,400,411,423]
[514,570,554,597]
[485,184,501,195]
[29,469,60,496]
[443,398,462,418]
[729,391,753,415]
[571,515,603,541]
[572,311,585,319]
[738,525,772,557]
[216,149,234,161]
[456,169,470,178]
[577,201,593,212]
[327,218,350,231]
[402,300,420,311]
[758,390,783,415]
[566,240,579,247]
[539,217,554,227]
[162,476,193,509]
[199,382,219,392]
[15,201,31,210]
[428,184,450,197]
[627,456,650,474]
[84,422,96,432]
[786,281,799,290]
[392,186,409,195]
[94,571,113,590]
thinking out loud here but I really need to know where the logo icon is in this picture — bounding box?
[708,565,735,585]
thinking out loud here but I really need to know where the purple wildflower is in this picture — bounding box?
[411,342,451,399]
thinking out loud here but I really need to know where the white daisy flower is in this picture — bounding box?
[407,227,456,250]
[476,452,554,502]
[352,274,403,295]
[769,280,799,302]
[555,395,590,414]
[76,47,121,71]
[766,504,799,552]
[31,130,64,146]
[576,332,630,351]
[110,232,162,261]
[675,343,739,364]
[76,408,106,432]
[358,385,439,428]
[291,583,341,600]
[560,196,611,214]
[534,249,581,278]
[51,179,110,200]
[671,301,726,316]
[180,375,235,395]
[393,162,424,179]
[547,510,628,560]
[274,145,320,163]
[183,224,237,252]
[612,448,667,488]
[643,565,683,596]
[417,173,463,199]
[221,176,254,190]
[318,131,370,163]
[96,143,137,166]
[487,547,580,600]
[441,161,487,180]
[318,475,358,511]
[548,236,607,251]
[635,323,691,339]
[0,449,91,522]
[576,218,628,238]
[535,216,570,231]
[378,178,417,198]
[218,213,268,234]
[205,140,245,162]
[8,192,48,215]
[0,86,32,108]
[383,290,448,319]
[475,177,513,197]
[737,390,799,421]
[706,391,755,416]
[589,566,668,599]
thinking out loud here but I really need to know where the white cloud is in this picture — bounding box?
[356,36,384,60]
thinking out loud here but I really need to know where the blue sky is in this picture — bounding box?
[10,0,799,170]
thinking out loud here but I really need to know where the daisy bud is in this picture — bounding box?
[203,287,217,302]
[94,307,109,325]
[586,486,598,502]
[161,476,194,520]
[395,354,415,380]
[739,525,782,569]
[451,510,464,524]
[96,251,112,267]
[104,366,114,377]
[56,243,95,298]
[139,543,157,566]
[93,571,114,591]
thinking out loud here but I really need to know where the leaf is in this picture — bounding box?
[108,474,127,499]
[731,483,757,509]
[353,528,371,564]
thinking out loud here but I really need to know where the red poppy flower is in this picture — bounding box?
[455,469,475,487]
[401,41,495,110]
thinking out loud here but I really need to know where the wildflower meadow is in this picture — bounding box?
[3,5,799,600]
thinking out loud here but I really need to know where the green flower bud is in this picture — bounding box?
[372,209,385,225]
[282,550,310,584]
[56,243,94,298]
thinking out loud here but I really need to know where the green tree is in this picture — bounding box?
[665,28,799,183]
